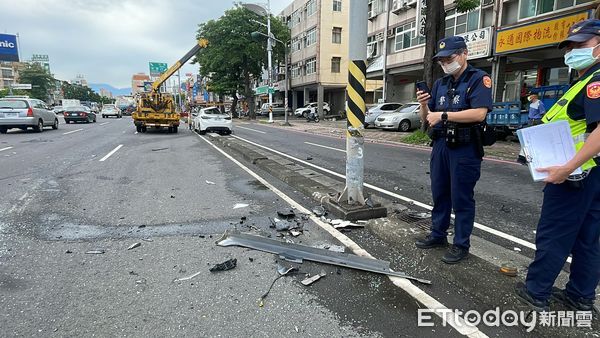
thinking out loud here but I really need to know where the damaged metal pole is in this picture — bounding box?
[338,0,368,206]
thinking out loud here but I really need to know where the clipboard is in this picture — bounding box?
[516,120,582,182]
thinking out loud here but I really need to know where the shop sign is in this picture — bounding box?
[416,0,427,37]
[458,27,492,60]
[495,12,589,54]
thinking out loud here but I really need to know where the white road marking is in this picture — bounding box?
[0,146,13,152]
[237,126,266,134]
[99,122,110,126]
[198,133,487,337]
[99,145,123,162]
[62,128,83,135]
[232,135,545,257]
[304,141,345,153]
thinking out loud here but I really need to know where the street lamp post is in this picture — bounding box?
[241,1,274,123]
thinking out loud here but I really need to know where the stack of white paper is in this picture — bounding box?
[516,120,582,182]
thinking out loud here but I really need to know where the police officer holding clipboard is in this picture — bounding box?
[414,36,493,264]
[515,19,600,313]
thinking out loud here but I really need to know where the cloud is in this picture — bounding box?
[0,0,292,88]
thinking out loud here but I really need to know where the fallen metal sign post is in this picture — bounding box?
[216,230,431,285]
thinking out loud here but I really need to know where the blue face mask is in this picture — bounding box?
[564,44,600,70]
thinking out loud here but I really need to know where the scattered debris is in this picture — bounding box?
[129,271,138,276]
[233,203,249,209]
[65,250,73,254]
[301,270,327,286]
[249,257,254,262]
[277,209,296,219]
[170,195,175,199]
[275,220,290,231]
[138,224,146,229]
[127,242,141,250]
[142,238,153,242]
[500,204,511,213]
[259,264,299,307]
[356,220,367,224]
[332,220,364,229]
[513,247,522,252]
[306,157,313,161]
[205,180,216,185]
[312,206,326,217]
[290,230,302,237]
[217,230,431,284]
[151,147,169,152]
[199,235,206,239]
[209,258,237,272]
[85,250,105,255]
[327,245,345,253]
[173,270,203,282]
[499,265,518,277]
[394,186,400,191]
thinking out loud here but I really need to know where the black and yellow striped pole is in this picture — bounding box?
[338,0,368,206]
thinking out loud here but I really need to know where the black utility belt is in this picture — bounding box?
[429,124,478,145]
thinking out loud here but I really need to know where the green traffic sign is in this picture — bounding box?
[255,86,275,95]
[149,62,168,77]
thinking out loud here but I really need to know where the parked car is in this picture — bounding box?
[0,97,58,133]
[364,102,403,128]
[101,106,122,118]
[63,106,97,124]
[258,103,289,116]
[374,102,421,132]
[294,102,330,118]
[192,106,232,135]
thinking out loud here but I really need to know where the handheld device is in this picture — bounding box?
[416,81,430,95]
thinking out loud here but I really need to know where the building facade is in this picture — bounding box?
[281,0,351,114]
[366,0,596,105]
[131,73,150,95]
[0,61,17,90]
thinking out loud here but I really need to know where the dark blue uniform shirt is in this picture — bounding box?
[427,65,493,122]
[566,62,600,133]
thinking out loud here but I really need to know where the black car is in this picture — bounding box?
[63,106,97,124]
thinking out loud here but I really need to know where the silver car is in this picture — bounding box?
[0,97,58,134]
[364,102,403,128]
[374,103,421,132]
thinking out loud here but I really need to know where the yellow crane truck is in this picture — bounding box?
[133,39,208,133]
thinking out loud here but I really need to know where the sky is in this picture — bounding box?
[0,0,290,90]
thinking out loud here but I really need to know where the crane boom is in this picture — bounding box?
[151,38,208,91]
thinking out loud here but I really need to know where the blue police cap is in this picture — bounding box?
[558,19,600,49]
[433,36,467,59]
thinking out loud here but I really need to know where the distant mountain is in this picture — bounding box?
[89,83,132,97]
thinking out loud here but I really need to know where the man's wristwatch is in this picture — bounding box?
[441,112,448,122]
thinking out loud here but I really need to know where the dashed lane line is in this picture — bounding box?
[304,141,345,153]
[62,128,83,135]
[236,126,267,134]
[99,145,123,162]
[0,146,13,152]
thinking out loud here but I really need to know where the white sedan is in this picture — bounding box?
[192,106,232,135]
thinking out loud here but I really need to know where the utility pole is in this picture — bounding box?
[266,0,274,124]
[382,0,390,102]
[283,42,290,126]
[338,0,368,205]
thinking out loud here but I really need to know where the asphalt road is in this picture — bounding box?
[0,117,460,337]
[233,120,544,252]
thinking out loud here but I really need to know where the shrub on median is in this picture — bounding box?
[402,130,431,145]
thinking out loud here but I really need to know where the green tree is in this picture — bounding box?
[0,88,28,98]
[17,63,55,101]
[194,6,289,118]
[421,0,480,131]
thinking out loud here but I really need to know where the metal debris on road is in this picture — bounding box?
[301,270,326,286]
[312,206,326,217]
[275,220,290,231]
[173,270,203,282]
[290,230,302,237]
[65,250,73,254]
[306,156,313,161]
[205,180,216,185]
[127,242,141,250]
[170,195,175,199]
[142,238,153,242]
[85,250,105,254]
[259,264,299,307]
[151,147,169,152]
[233,203,249,209]
[332,220,364,229]
[217,230,431,285]
[209,258,237,272]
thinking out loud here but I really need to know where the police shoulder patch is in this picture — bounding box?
[483,76,492,89]
[587,81,600,99]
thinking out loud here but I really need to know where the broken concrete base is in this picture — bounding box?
[324,198,387,221]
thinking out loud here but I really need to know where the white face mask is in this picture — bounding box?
[441,60,462,75]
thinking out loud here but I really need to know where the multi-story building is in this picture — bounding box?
[0,61,17,90]
[99,88,113,98]
[281,0,351,114]
[367,0,596,104]
[131,73,150,95]
[71,74,88,87]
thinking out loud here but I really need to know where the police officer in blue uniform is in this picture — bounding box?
[515,19,600,312]
[415,36,493,264]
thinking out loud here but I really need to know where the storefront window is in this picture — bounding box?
[544,67,571,86]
